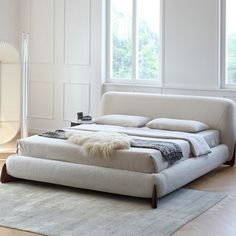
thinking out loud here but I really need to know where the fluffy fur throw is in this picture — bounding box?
[66,131,132,158]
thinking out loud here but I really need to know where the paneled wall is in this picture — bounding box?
[64,0,90,65]
[0,0,19,48]
[20,0,235,132]
[20,0,103,132]
[164,0,220,89]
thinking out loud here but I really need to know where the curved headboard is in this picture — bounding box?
[100,91,236,160]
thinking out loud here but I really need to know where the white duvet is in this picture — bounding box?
[66,124,212,157]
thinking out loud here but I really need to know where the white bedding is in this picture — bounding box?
[67,124,220,148]
[17,124,219,174]
[67,124,218,154]
[17,135,190,174]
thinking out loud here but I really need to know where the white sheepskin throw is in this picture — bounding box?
[65,131,132,158]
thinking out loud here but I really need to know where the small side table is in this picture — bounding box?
[70,120,93,127]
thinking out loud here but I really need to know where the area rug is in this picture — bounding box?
[0,181,225,236]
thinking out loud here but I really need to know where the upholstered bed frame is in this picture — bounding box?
[1,92,236,208]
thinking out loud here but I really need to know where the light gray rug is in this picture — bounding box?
[0,181,225,236]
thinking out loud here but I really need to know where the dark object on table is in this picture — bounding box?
[82,115,92,121]
[71,120,93,127]
[72,113,93,127]
[77,112,83,120]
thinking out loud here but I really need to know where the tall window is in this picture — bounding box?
[225,0,236,84]
[108,0,161,83]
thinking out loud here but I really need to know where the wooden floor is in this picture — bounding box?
[1,137,236,235]
[174,165,236,236]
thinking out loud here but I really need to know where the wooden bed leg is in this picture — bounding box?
[224,144,235,167]
[151,184,157,209]
[1,163,17,183]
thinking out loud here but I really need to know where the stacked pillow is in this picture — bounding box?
[146,118,209,133]
[94,115,209,132]
[94,114,151,127]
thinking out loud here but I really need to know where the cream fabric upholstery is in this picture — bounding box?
[155,144,229,197]
[6,144,228,198]
[6,155,154,198]
[100,92,236,160]
[4,92,235,200]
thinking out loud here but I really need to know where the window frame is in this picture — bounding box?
[106,0,164,85]
[221,0,236,88]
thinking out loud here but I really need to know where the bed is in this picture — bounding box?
[1,92,236,208]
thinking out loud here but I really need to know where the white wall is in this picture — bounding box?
[0,0,20,48]
[20,0,236,132]
[20,0,104,132]
[164,0,220,89]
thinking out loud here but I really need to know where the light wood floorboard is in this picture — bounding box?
[0,135,236,235]
[0,226,42,236]
[174,165,236,236]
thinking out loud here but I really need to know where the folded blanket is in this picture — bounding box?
[39,130,67,139]
[131,139,183,166]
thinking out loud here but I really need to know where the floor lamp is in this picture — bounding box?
[21,32,29,138]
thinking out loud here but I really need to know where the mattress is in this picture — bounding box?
[17,125,220,174]
[18,136,190,174]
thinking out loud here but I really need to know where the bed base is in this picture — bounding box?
[0,166,159,208]
[0,161,158,209]
[0,145,230,210]
[151,185,157,208]
[224,143,235,166]
[0,163,17,183]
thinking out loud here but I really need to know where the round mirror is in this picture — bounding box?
[0,41,20,144]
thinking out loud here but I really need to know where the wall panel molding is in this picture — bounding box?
[30,0,55,64]
[64,0,91,65]
[63,82,90,121]
[28,81,54,120]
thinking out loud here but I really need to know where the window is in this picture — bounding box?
[225,0,236,85]
[107,0,161,83]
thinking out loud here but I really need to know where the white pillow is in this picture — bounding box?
[146,118,209,133]
[94,114,151,127]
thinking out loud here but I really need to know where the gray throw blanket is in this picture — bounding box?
[39,130,67,139]
[39,130,183,166]
[131,139,183,166]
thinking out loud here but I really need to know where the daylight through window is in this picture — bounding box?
[226,0,236,84]
[108,0,161,82]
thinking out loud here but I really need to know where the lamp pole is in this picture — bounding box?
[21,32,29,138]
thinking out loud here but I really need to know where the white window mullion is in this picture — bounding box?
[132,0,138,81]
[224,0,236,86]
[220,0,226,88]
[107,0,112,80]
